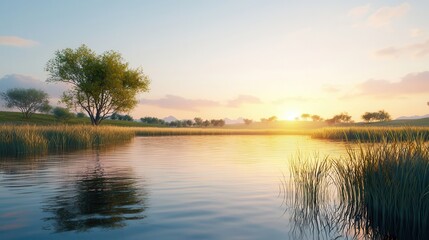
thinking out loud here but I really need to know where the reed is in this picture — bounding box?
[0,125,135,157]
[312,126,429,142]
[288,133,429,239]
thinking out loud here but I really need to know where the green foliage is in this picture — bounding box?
[0,125,135,156]
[46,44,150,125]
[1,88,51,119]
[140,116,166,125]
[288,135,429,239]
[52,107,75,122]
[76,112,86,118]
[362,110,391,122]
[110,112,133,121]
[325,112,352,125]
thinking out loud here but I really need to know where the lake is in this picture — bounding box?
[0,135,348,239]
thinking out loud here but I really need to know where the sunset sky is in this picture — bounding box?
[1,0,429,121]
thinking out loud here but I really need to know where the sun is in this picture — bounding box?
[280,111,300,121]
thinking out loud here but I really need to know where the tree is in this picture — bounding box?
[375,110,391,121]
[243,118,253,125]
[311,115,322,122]
[268,116,278,122]
[1,88,51,119]
[301,113,310,121]
[194,117,203,127]
[326,112,353,125]
[52,106,75,122]
[362,110,391,122]
[45,45,150,125]
[362,112,375,123]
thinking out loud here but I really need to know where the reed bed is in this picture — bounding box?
[0,125,135,157]
[288,134,429,239]
[312,126,429,142]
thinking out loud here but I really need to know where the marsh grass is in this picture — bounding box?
[312,127,429,142]
[287,134,429,239]
[0,125,135,157]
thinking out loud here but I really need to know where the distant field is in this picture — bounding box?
[1,111,429,129]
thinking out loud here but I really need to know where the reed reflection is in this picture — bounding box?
[284,142,429,240]
[42,153,147,232]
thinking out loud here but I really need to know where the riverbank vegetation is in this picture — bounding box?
[287,135,429,239]
[0,125,135,156]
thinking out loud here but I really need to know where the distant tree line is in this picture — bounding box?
[361,110,391,122]
[140,117,226,127]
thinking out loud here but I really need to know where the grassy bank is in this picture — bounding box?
[288,135,429,239]
[312,126,429,141]
[0,125,135,157]
[135,127,312,136]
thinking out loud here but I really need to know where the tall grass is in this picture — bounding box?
[312,126,429,142]
[287,134,429,239]
[0,125,135,157]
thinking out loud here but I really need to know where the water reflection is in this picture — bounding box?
[42,153,147,232]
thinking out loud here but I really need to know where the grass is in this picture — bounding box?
[312,126,429,142]
[0,125,135,157]
[288,134,429,239]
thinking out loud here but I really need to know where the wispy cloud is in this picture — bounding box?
[410,28,425,38]
[273,96,312,105]
[375,39,429,58]
[322,84,340,93]
[348,4,371,18]
[140,95,220,111]
[367,3,410,28]
[0,36,38,47]
[227,95,262,107]
[350,71,429,98]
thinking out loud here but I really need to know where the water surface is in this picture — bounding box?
[0,135,346,239]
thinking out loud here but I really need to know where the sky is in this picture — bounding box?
[1,0,429,121]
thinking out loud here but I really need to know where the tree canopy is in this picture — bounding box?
[1,88,51,119]
[45,45,150,125]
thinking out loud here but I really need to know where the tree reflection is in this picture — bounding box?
[42,154,147,232]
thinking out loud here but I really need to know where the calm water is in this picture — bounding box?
[0,135,347,240]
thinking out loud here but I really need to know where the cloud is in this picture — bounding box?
[410,28,425,38]
[322,84,340,93]
[367,3,410,28]
[226,95,262,107]
[272,96,312,105]
[375,39,429,58]
[348,4,371,18]
[0,36,38,47]
[140,95,220,111]
[353,71,429,97]
[0,74,69,98]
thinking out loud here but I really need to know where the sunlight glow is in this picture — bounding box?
[281,111,300,121]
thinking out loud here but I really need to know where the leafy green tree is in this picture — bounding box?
[1,88,51,119]
[268,116,278,122]
[362,112,375,122]
[375,110,391,121]
[52,106,75,122]
[46,45,150,125]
